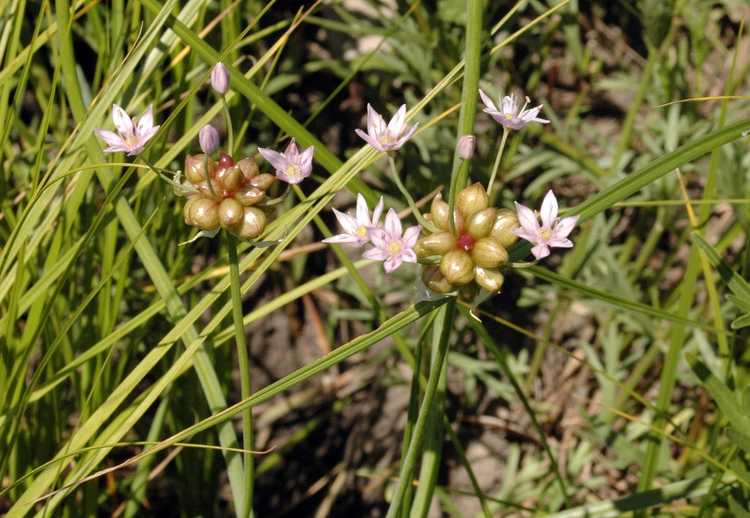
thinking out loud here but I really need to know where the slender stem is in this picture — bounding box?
[387,155,437,232]
[385,300,455,518]
[227,234,254,518]
[223,95,235,155]
[487,127,509,197]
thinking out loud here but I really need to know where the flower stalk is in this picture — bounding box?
[486,126,509,197]
[387,155,436,232]
[227,233,255,518]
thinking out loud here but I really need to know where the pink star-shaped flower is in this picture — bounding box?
[363,209,420,273]
[514,190,578,260]
[95,104,159,156]
[322,193,384,247]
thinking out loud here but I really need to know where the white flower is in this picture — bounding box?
[514,190,578,260]
[479,90,549,130]
[322,194,384,246]
[258,139,314,185]
[363,209,420,273]
[96,104,159,156]
[355,104,417,152]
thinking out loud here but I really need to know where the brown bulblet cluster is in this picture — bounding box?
[182,152,275,239]
[416,183,519,295]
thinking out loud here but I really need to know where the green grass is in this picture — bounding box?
[2,1,750,516]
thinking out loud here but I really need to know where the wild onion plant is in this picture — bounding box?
[2,1,750,517]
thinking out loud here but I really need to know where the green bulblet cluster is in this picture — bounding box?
[416,183,519,295]
[182,152,276,239]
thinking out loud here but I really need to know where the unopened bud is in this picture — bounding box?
[219,166,244,192]
[219,198,244,228]
[457,134,476,160]
[237,157,259,180]
[456,182,488,219]
[422,266,454,294]
[185,154,212,184]
[474,266,504,293]
[211,62,230,94]
[439,250,475,285]
[237,207,266,239]
[199,125,220,154]
[430,194,450,230]
[183,197,198,225]
[420,232,456,255]
[471,237,508,269]
[190,198,220,231]
[249,173,276,191]
[466,208,496,239]
[235,186,266,206]
[490,209,519,247]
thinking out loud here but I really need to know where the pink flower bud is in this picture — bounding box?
[211,62,230,94]
[199,124,220,154]
[457,134,475,159]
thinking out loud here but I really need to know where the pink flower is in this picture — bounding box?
[479,90,549,130]
[211,62,230,94]
[258,139,314,184]
[322,193,384,246]
[514,190,578,260]
[96,104,159,156]
[363,209,420,273]
[355,104,417,152]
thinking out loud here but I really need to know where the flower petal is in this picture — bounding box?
[363,247,389,261]
[371,196,384,226]
[402,225,421,247]
[96,129,124,148]
[387,104,407,134]
[554,215,578,239]
[369,228,388,249]
[284,139,300,159]
[514,202,540,234]
[355,128,384,152]
[400,249,417,263]
[322,234,361,245]
[478,89,497,112]
[258,147,289,173]
[356,193,369,225]
[111,104,134,136]
[540,190,558,228]
[384,255,403,273]
[366,104,386,136]
[531,244,551,260]
[548,237,573,248]
[332,208,358,235]
[383,208,402,238]
[514,227,540,244]
[137,105,154,135]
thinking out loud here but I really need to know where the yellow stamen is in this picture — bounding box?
[356,226,368,237]
[387,241,402,254]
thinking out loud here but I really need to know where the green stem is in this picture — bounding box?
[486,127,509,197]
[223,95,235,155]
[227,234,254,518]
[385,300,455,518]
[387,155,436,231]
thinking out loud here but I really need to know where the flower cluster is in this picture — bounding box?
[180,151,275,239]
[323,194,421,274]
[416,183,516,295]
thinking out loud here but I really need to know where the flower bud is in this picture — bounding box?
[249,173,276,191]
[211,62,230,94]
[466,208,497,239]
[199,124,220,154]
[421,232,456,255]
[237,157,258,180]
[185,154,208,183]
[183,197,198,225]
[422,266,454,294]
[219,198,244,228]
[414,238,430,261]
[237,207,266,239]
[457,134,475,160]
[218,152,234,169]
[190,198,220,231]
[235,186,265,206]
[439,250,475,285]
[456,182,488,219]
[219,166,244,192]
[490,209,519,247]
[474,266,504,293]
[471,237,508,269]
[430,194,450,230]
